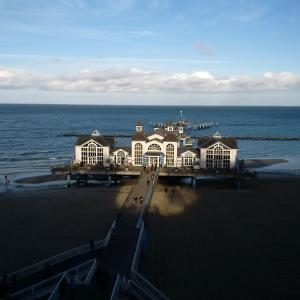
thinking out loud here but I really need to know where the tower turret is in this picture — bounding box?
[136,120,143,132]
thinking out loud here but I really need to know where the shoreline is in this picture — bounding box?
[243,158,288,168]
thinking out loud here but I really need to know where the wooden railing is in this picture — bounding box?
[130,221,170,300]
[3,219,116,283]
[11,259,97,300]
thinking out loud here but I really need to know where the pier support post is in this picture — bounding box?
[192,177,197,191]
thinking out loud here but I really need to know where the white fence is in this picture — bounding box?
[130,221,169,300]
[4,219,116,283]
[11,259,97,300]
[130,271,169,300]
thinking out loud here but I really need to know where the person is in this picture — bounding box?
[133,196,138,205]
[4,175,9,186]
[147,179,150,185]
[139,196,144,206]
[164,187,168,195]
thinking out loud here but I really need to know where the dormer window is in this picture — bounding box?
[91,129,101,136]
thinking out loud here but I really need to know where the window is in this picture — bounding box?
[206,149,213,168]
[81,142,104,165]
[183,152,194,166]
[223,150,230,169]
[206,144,231,169]
[166,144,174,166]
[134,143,143,165]
[117,151,125,164]
[148,144,161,151]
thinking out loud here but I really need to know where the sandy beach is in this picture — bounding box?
[0,183,132,274]
[244,158,288,168]
[141,177,300,300]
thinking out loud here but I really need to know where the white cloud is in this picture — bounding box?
[0,67,299,94]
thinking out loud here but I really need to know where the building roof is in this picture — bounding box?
[198,137,238,149]
[132,127,179,143]
[132,132,147,141]
[75,135,115,146]
[178,147,198,155]
[148,128,166,138]
[163,132,178,142]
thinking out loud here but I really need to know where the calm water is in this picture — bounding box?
[1,104,300,181]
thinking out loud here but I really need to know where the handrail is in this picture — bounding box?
[11,259,96,299]
[3,219,115,282]
[131,222,145,273]
[84,259,98,284]
[48,273,66,300]
[110,274,122,300]
[128,280,154,300]
[131,270,169,300]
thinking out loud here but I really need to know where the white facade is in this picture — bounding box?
[200,142,238,169]
[74,127,238,170]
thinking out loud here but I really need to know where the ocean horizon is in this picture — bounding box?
[1,104,300,182]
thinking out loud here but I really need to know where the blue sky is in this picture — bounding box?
[0,0,299,105]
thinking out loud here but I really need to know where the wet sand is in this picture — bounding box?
[141,177,300,300]
[244,158,288,168]
[0,184,132,274]
[15,174,66,184]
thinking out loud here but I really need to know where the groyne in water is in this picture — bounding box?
[62,133,300,141]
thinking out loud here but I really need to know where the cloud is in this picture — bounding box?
[0,67,299,94]
[195,42,214,56]
[233,10,266,23]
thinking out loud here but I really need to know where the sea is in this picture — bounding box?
[0,104,300,186]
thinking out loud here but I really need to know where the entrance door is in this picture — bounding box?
[149,156,159,166]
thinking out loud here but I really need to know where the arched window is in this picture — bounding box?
[88,144,97,157]
[205,144,230,169]
[148,144,161,151]
[183,152,194,166]
[117,151,125,164]
[134,143,143,165]
[81,142,103,165]
[166,144,174,166]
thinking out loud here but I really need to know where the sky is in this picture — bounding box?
[0,0,300,105]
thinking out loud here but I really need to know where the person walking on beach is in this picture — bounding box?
[4,175,9,186]
[133,196,138,205]
[139,196,144,207]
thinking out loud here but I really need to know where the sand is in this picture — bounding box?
[15,174,66,184]
[244,158,288,168]
[141,177,300,300]
[0,183,133,274]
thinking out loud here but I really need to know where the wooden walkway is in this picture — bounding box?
[7,171,153,299]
